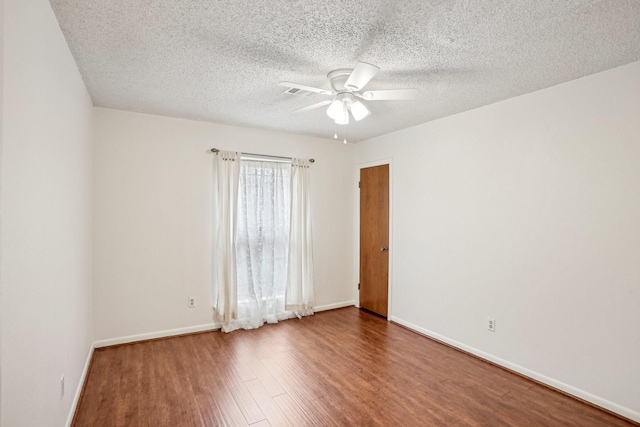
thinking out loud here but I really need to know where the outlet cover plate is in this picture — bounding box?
[487,317,496,332]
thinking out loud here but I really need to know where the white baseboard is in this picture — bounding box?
[65,345,94,427]
[315,300,355,312]
[389,316,640,424]
[92,304,356,349]
[93,323,221,348]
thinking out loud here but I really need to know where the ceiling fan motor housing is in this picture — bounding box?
[327,69,354,92]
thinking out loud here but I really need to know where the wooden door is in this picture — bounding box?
[359,164,389,317]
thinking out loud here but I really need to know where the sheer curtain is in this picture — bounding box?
[227,160,295,331]
[212,151,241,327]
[213,154,315,332]
[286,158,315,316]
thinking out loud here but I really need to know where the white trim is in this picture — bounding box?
[358,159,393,169]
[91,302,357,349]
[314,301,355,312]
[91,302,355,349]
[65,345,94,427]
[356,158,393,318]
[92,301,355,351]
[390,316,640,424]
[93,323,220,348]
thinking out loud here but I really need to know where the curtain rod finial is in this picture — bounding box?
[309,159,315,163]
[211,148,219,153]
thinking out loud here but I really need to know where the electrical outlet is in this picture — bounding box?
[60,375,65,399]
[487,317,496,332]
[188,296,196,308]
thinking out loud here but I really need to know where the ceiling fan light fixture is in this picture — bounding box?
[350,100,369,121]
[334,105,349,125]
[326,99,344,120]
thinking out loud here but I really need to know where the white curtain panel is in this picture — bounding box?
[286,158,315,316]
[212,151,241,329]
[230,160,295,331]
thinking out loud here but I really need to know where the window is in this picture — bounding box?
[234,160,293,327]
[212,150,314,332]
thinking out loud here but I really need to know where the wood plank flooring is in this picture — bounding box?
[73,308,635,426]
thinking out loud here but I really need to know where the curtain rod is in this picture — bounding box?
[210,148,315,163]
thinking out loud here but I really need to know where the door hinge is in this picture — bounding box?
[358,181,360,188]
[358,283,360,290]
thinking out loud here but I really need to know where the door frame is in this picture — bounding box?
[355,159,393,319]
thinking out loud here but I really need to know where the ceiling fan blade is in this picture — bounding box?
[293,100,332,113]
[344,62,380,91]
[360,89,418,101]
[278,81,334,95]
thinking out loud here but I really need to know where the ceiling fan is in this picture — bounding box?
[279,62,418,125]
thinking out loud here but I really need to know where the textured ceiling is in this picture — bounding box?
[49,0,640,142]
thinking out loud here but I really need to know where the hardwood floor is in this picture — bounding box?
[73,308,635,426]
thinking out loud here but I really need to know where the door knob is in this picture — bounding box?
[381,246,388,252]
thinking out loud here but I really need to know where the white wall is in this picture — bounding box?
[93,108,355,342]
[355,61,640,421]
[0,0,4,411]
[1,0,94,425]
